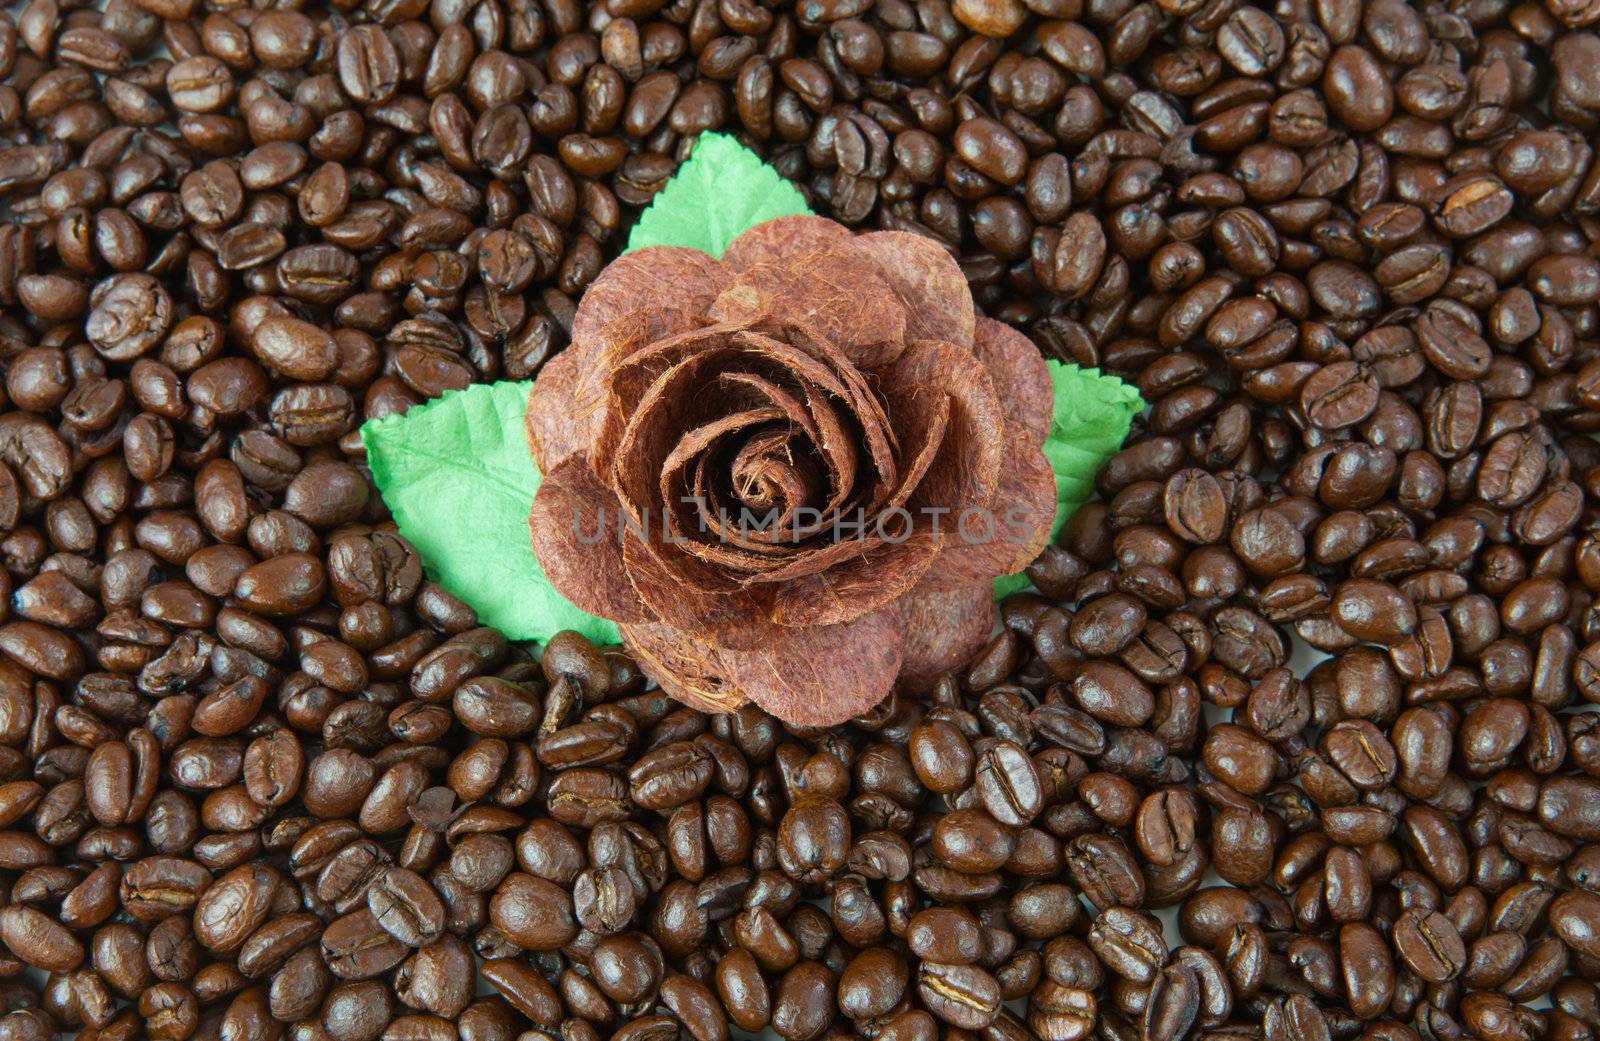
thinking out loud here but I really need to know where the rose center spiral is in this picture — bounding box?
[726,428,822,523]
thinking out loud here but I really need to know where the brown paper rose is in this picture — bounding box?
[526,215,1055,725]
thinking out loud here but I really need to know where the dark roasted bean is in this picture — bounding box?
[0,4,1592,1039]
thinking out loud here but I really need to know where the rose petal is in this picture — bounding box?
[611,346,735,527]
[985,428,1058,572]
[605,328,909,602]
[527,456,651,624]
[612,336,836,533]
[623,605,902,725]
[729,430,820,521]
[917,425,1057,592]
[591,324,743,482]
[798,381,860,519]
[710,246,908,368]
[604,325,891,508]
[580,309,724,475]
[569,247,728,358]
[720,372,819,442]
[620,621,750,714]
[783,324,898,492]
[722,216,853,273]
[874,339,1004,515]
[849,231,976,348]
[713,373,846,538]
[765,533,941,627]
[737,606,903,725]
[674,428,826,561]
[525,347,585,474]
[689,453,808,556]
[620,527,778,650]
[880,383,948,513]
[658,407,783,510]
[973,316,1053,444]
[895,583,998,692]
[742,530,888,585]
[565,250,728,455]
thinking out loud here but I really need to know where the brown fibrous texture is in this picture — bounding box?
[527,215,1054,725]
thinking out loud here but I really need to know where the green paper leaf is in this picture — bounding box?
[991,571,1034,600]
[993,361,1144,600]
[625,132,811,257]
[362,382,622,646]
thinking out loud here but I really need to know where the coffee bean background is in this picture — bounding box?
[2,0,1600,1038]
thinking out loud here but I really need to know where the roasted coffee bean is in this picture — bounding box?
[1090,907,1168,984]
[321,908,408,979]
[974,739,1044,825]
[917,960,1002,1029]
[0,904,83,971]
[1393,907,1467,982]
[0,1,1597,1038]
[367,867,446,947]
